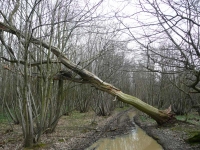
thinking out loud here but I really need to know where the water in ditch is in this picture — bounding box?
[86,111,163,150]
[86,126,163,150]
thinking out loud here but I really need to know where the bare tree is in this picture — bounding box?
[115,0,200,112]
[0,0,178,147]
[0,0,108,147]
[141,0,199,92]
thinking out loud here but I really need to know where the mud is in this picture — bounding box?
[67,108,136,150]
[134,115,200,150]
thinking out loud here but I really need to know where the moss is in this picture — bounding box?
[71,111,86,119]
[115,106,131,112]
[90,121,98,126]
[81,128,89,133]
[139,114,155,123]
[23,143,47,150]
[175,113,200,125]
[171,124,200,144]
[186,132,200,144]
[7,138,15,143]
[171,126,188,132]
[58,139,65,142]
[0,113,8,123]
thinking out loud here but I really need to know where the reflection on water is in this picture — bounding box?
[87,126,163,150]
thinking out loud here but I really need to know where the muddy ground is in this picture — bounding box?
[134,113,200,150]
[0,107,200,150]
[62,108,136,150]
[0,107,135,150]
[69,108,200,150]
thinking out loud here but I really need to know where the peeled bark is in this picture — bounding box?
[0,22,175,125]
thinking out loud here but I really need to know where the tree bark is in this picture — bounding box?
[0,22,175,125]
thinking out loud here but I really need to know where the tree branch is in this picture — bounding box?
[0,21,175,125]
[1,57,61,67]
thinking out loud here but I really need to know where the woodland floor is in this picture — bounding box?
[0,107,135,150]
[0,107,200,150]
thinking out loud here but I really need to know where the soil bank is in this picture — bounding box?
[134,114,200,150]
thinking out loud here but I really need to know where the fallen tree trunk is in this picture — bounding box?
[0,22,175,125]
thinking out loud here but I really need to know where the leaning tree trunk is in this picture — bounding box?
[0,22,174,125]
[52,55,174,125]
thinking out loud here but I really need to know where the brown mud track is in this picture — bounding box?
[66,108,136,150]
[69,108,200,150]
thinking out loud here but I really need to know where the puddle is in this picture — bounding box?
[87,126,163,150]
[87,110,163,150]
